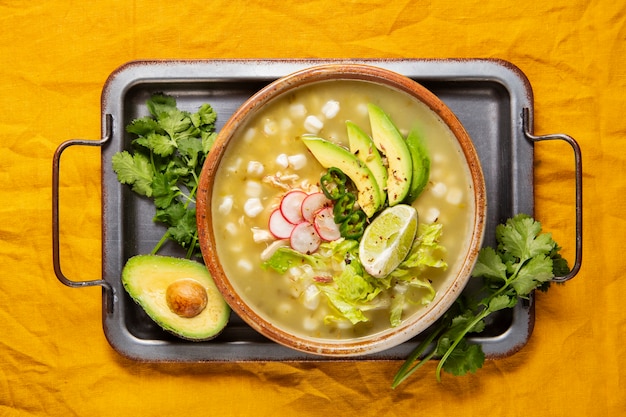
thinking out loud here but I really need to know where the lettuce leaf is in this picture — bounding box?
[261,223,448,327]
[393,223,447,276]
[262,247,326,273]
[389,291,405,327]
[319,286,369,324]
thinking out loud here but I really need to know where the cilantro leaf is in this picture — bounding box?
[111,93,218,258]
[126,117,161,136]
[111,151,153,197]
[151,171,180,209]
[177,136,204,167]
[166,208,197,248]
[497,215,555,261]
[202,131,217,154]
[154,201,186,225]
[511,254,554,295]
[449,309,485,334]
[146,132,177,157]
[157,109,192,140]
[487,294,517,312]
[147,94,177,117]
[472,246,507,281]
[191,103,217,129]
[393,213,571,387]
[441,339,485,376]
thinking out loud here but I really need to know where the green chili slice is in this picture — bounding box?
[340,210,367,240]
[320,167,347,200]
[333,192,356,222]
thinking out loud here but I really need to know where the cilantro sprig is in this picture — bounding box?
[112,94,217,259]
[392,214,570,387]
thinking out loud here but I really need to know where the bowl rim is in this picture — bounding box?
[197,63,486,356]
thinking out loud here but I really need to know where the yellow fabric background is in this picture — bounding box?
[1,0,623,415]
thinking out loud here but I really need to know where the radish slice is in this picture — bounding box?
[290,222,321,254]
[301,192,332,223]
[268,209,296,239]
[313,207,342,241]
[280,190,308,224]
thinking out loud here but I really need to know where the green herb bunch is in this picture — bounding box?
[392,214,570,387]
[112,94,217,259]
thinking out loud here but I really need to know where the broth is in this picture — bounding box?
[211,80,475,340]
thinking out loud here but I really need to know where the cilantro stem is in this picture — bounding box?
[391,214,569,387]
[151,231,171,255]
[186,231,198,259]
[177,191,196,205]
[184,182,198,208]
[433,258,530,381]
[434,309,490,382]
[392,317,448,388]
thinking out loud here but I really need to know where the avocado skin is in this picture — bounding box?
[122,254,230,341]
[404,127,431,204]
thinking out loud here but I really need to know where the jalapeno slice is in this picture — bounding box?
[340,210,367,240]
[320,167,347,200]
[333,192,356,222]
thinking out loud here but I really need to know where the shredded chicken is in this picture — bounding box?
[262,171,301,191]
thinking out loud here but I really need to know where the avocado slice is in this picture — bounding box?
[301,135,383,217]
[122,254,230,341]
[367,103,413,206]
[405,127,431,203]
[346,120,388,206]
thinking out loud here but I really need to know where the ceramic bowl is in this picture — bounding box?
[196,63,486,356]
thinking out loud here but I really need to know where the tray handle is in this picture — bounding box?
[52,115,114,313]
[522,108,582,282]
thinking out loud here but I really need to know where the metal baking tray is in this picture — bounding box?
[52,59,582,362]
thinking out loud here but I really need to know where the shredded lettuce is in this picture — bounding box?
[335,263,381,302]
[262,223,448,327]
[319,286,369,324]
[317,238,359,263]
[261,247,326,273]
[395,223,448,274]
[319,269,390,325]
[389,290,406,327]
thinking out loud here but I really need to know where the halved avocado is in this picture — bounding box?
[121,254,230,341]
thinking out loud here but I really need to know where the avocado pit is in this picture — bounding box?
[166,278,208,318]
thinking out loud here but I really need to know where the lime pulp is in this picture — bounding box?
[358,204,418,278]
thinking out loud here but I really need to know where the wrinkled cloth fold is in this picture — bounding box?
[1,0,624,415]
